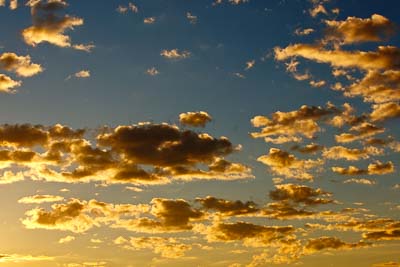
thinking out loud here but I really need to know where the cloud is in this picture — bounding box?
[291,143,324,154]
[294,28,314,36]
[58,235,75,244]
[370,102,400,121]
[202,221,294,247]
[363,230,400,240]
[144,17,156,24]
[179,111,212,127]
[309,4,328,17]
[22,198,95,233]
[0,74,21,93]
[196,196,259,216]
[335,122,385,143]
[22,198,149,233]
[146,67,159,76]
[18,194,64,204]
[304,236,369,253]
[0,124,48,147]
[72,43,95,52]
[74,70,90,78]
[309,80,326,87]
[245,60,255,70]
[186,12,197,24]
[0,253,54,263]
[114,236,192,258]
[275,44,400,71]
[0,52,43,77]
[322,146,383,161]
[333,161,394,176]
[0,122,251,185]
[112,198,204,233]
[269,183,333,205]
[251,103,341,143]
[116,2,138,14]
[342,178,376,185]
[22,0,87,49]
[257,148,323,180]
[160,49,191,59]
[324,14,396,45]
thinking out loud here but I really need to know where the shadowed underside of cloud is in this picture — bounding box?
[0,121,253,185]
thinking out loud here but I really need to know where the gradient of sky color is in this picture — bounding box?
[0,0,399,266]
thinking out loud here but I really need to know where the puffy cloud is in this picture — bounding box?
[112,198,203,233]
[74,70,90,78]
[22,198,95,233]
[262,201,316,220]
[324,14,396,44]
[309,80,326,87]
[291,143,324,154]
[275,44,400,71]
[72,43,95,52]
[0,122,251,185]
[304,236,369,253]
[335,122,385,143]
[179,111,212,127]
[0,74,21,93]
[346,70,400,103]
[370,102,400,121]
[58,235,75,244]
[333,161,394,176]
[144,17,156,24]
[0,52,43,77]
[18,194,64,204]
[251,104,338,143]
[322,146,383,161]
[22,198,149,233]
[343,178,376,185]
[202,221,294,246]
[257,148,323,180]
[363,230,400,240]
[160,49,191,59]
[309,4,328,17]
[114,236,192,258]
[196,196,259,216]
[269,184,333,206]
[116,2,138,14]
[0,124,48,147]
[146,67,159,76]
[22,0,86,49]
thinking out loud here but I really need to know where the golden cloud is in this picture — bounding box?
[179,111,212,127]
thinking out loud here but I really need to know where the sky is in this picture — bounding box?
[0,0,399,266]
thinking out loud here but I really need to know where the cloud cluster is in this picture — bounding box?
[22,0,92,51]
[0,121,252,185]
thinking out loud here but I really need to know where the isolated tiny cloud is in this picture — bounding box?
[71,70,90,79]
[179,111,212,127]
[160,49,191,59]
